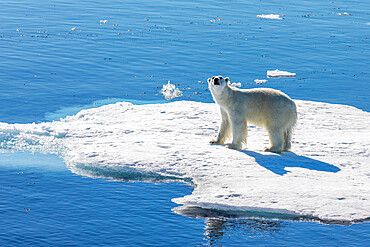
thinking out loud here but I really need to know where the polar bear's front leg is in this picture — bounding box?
[210,108,231,144]
[227,114,247,150]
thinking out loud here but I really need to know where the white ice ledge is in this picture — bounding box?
[0,100,369,223]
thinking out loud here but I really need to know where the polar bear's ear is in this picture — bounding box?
[225,77,230,83]
[207,78,211,83]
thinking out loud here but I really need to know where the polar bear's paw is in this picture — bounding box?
[227,143,242,150]
[210,140,220,144]
[264,147,283,153]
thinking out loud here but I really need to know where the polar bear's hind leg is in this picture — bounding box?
[283,126,294,151]
[265,128,284,153]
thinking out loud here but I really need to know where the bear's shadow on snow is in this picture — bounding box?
[240,150,340,175]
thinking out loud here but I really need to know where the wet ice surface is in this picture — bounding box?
[1,100,369,223]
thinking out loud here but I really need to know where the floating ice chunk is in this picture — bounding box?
[230,82,241,88]
[0,100,369,223]
[267,69,296,78]
[254,79,268,84]
[100,20,110,24]
[161,81,183,100]
[71,27,77,31]
[335,12,351,16]
[257,14,282,20]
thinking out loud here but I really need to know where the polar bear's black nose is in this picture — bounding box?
[214,77,220,85]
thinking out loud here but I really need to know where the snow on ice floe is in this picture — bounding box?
[257,14,282,20]
[0,100,369,223]
[161,81,183,100]
[267,69,296,78]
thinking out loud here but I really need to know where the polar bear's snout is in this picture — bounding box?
[208,76,229,87]
[213,77,220,85]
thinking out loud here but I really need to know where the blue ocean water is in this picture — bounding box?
[0,0,369,246]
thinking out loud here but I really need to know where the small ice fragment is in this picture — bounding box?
[16,29,20,32]
[267,69,296,78]
[230,82,241,87]
[254,79,268,84]
[210,18,221,22]
[100,20,109,24]
[161,81,183,100]
[336,12,351,16]
[71,27,77,31]
[257,14,282,20]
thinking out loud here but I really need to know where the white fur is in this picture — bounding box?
[208,75,297,153]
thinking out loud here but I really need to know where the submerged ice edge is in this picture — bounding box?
[173,206,370,226]
[0,100,369,223]
[68,162,193,184]
[44,98,167,122]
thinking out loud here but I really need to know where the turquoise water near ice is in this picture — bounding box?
[1,153,369,246]
[0,0,369,246]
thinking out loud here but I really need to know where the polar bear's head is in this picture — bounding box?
[207,76,230,93]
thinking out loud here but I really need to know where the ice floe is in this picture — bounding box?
[257,14,282,20]
[161,81,183,100]
[254,79,268,84]
[229,82,241,88]
[335,12,352,16]
[0,100,369,223]
[267,69,296,78]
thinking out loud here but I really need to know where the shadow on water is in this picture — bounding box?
[239,150,341,175]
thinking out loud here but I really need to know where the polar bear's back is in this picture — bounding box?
[233,88,297,129]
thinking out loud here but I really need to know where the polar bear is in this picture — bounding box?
[208,75,297,153]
